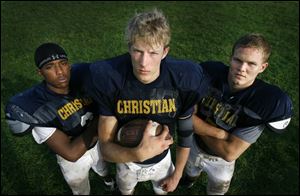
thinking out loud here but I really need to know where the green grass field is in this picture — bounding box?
[1,1,299,195]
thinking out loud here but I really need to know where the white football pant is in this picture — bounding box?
[185,138,235,195]
[56,141,108,195]
[116,149,174,195]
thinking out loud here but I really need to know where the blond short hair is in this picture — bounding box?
[125,8,171,48]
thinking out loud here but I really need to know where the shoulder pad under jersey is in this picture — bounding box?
[5,103,39,134]
[254,82,293,134]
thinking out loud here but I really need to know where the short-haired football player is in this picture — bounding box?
[5,43,114,195]
[84,8,225,195]
[181,33,293,195]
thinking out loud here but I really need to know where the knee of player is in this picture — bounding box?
[66,177,87,186]
[207,180,231,194]
[213,173,234,184]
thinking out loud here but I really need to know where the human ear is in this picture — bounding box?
[37,68,42,76]
[260,62,268,73]
[162,46,169,59]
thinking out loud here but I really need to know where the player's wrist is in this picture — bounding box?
[173,170,183,180]
[133,146,146,162]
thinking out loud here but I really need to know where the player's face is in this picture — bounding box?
[228,47,268,92]
[129,39,169,84]
[38,59,71,94]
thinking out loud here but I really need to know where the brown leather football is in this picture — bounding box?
[116,119,163,147]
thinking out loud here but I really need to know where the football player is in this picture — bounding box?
[5,43,114,194]
[181,33,293,194]
[84,8,224,195]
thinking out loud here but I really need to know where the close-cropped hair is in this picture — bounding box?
[232,33,272,63]
[125,8,171,49]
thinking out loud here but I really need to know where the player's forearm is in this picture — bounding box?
[66,129,97,161]
[160,146,190,192]
[55,116,99,161]
[46,130,92,162]
[193,115,228,139]
[55,140,87,162]
[98,115,137,162]
[202,133,251,162]
[201,135,237,161]
[81,118,99,148]
[100,141,142,163]
[173,146,190,179]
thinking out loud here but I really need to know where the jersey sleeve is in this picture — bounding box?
[231,125,264,144]
[32,127,56,144]
[177,116,194,147]
[5,103,40,134]
[84,58,128,116]
[255,84,293,133]
[5,98,57,143]
[6,119,32,134]
[177,61,210,118]
[85,75,116,116]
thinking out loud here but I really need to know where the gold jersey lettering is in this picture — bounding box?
[66,103,76,114]
[117,100,123,114]
[169,98,176,113]
[117,99,177,115]
[139,100,143,114]
[58,98,92,120]
[143,100,150,114]
[201,96,238,127]
[123,100,131,113]
[214,103,223,116]
[132,100,138,114]
[221,111,231,121]
[156,100,162,113]
[72,99,83,110]
[149,100,157,114]
[225,113,238,126]
[161,99,169,113]
[58,108,67,120]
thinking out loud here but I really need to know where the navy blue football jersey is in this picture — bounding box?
[195,61,293,152]
[5,63,95,137]
[85,53,207,164]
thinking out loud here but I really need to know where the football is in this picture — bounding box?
[116,119,163,147]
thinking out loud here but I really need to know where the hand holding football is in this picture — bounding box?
[116,119,163,147]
